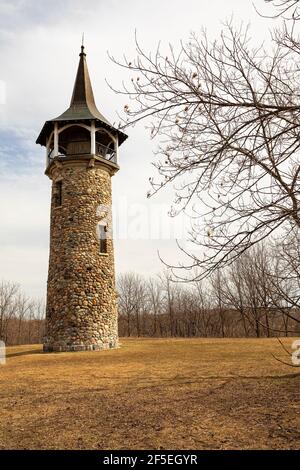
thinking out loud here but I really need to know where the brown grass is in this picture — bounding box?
[0,338,299,450]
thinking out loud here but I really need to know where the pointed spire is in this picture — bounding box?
[36,44,128,147]
[69,44,96,108]
[49,43,111,125]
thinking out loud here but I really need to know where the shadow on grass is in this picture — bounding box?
[6,349,43,358]
[277,372,300,379]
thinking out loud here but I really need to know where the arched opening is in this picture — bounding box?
[59,125,91,156]
[95,129,116,162]
[47,142,67,160]
[45,123,119,166]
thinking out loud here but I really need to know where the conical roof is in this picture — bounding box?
[36,46,127,146]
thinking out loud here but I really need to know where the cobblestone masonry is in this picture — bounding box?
[44,156,118,352]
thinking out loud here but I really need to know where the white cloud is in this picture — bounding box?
[0,0,275,297]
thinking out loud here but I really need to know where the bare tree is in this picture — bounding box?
[224,263,250,337]
[268,227,300,333]
[159,271,177,336]
[0,280,45,345]
[117,254,299,339]
[0,281,19,342]
[263,0,300,19]
[193,279,215,337]
[147,277,164,336]
[117,273,147,337]
[15,292,33,344]
[210,270,227,338]
[249,244,273,337]
[109,16,300,279]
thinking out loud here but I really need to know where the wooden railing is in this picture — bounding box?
[47,141,117,165]
[95,142,116,163]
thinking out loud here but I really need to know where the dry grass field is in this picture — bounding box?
[0,338,299,450]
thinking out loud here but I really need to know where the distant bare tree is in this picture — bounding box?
[223,263,250,337]
[0,281,19,342]
[34,299,46,342]
[210,270,227,338]
[249,244,273,337]
[15,292,33,344]
[0,280,45,345]
[147,277,164,336]
[117,243,300,340]
[268,228,300,333]
[193,280,215,337]
[117,273,147,337]
[160,271,177,336]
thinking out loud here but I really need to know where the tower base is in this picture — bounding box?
[43,340,119,353]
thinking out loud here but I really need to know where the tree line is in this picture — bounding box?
[1,240,299,345]
[118,242,300,338]
[0,281,45,346]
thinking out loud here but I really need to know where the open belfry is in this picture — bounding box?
[36,45,127,352]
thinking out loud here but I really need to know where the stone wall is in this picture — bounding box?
[44,156,118,352]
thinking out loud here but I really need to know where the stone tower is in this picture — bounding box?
[36,46,127,352]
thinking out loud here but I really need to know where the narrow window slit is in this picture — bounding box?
[54,181,63,207]
[99,224,107,254]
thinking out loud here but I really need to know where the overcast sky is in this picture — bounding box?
[0,0,279,298]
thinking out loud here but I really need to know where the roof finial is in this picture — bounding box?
[80,33,85,55]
